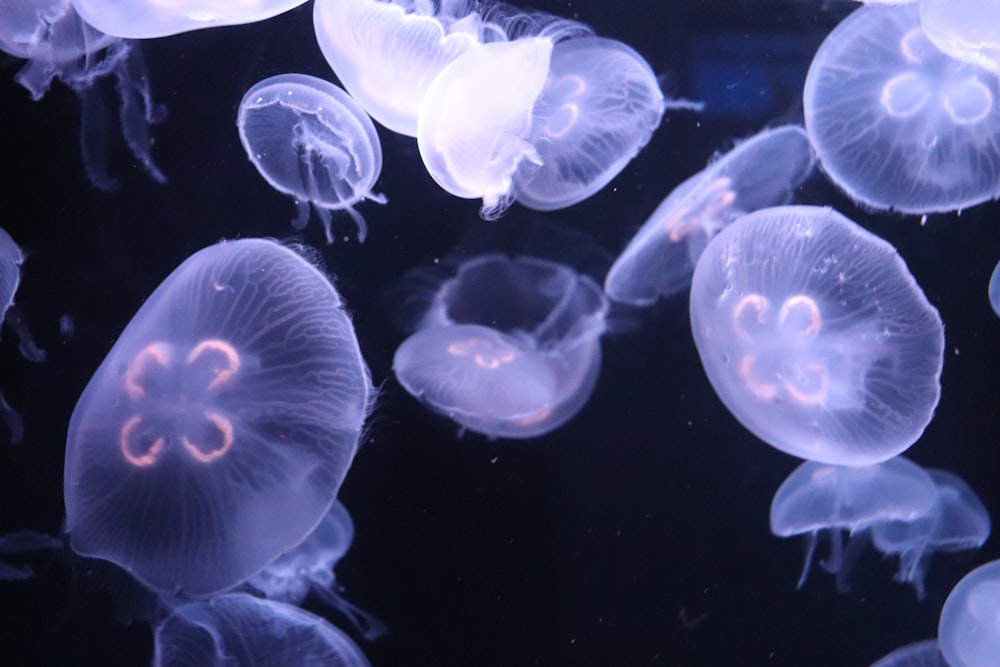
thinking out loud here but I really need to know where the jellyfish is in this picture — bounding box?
[920,0,1000,74]
[237,74,386,244]
[153,593,370,667]
[804,3,1000,214]
[988,258,1000,317]
[769,457,938,591]
[938,558,1000,667]
[0,1,166,191]
[871,468,991,599]
[70,0,310,39]
[247,501,387,640]
[63,239,374,597]
[605,124,815,306]
[394,254,607,439]
[869,640,948,667]
[689,205,944,466]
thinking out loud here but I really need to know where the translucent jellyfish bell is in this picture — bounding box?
[988,258,1000,317]
[64,239,374,597]
[237,74,386,244]
[769,457,938,591]
[869,640,948,667]
[689,205,944,466]
[605,125,815,306]
[938,559,1000,667]
[394,254,608,438]
[71,0,310,39]
[920,0,1000,73]
[804,3,1000,214]
[153,593,370,667]
[513,36,666,212]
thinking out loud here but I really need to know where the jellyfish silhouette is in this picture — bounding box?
[769,457,938,591]
[153,593,370,667]
[238,74,386,244]
[605,124,815,306]
[689,205,944,466]
[938,558,1000,667]
[394,254,607,439]
[0,1,166,191]
[920,0,1000,74]
[248,501,387,640]
[804,3,1000,214]
[71,0,310,39]
[869,640,948,667]
[988,258,1000,317]
[64,239,373,597]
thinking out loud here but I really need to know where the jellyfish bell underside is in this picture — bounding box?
[920,0,1000,74]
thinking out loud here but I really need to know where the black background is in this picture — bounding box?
[0,1,998,666]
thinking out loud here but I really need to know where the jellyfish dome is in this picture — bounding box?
[153,593,370,667]
[920,0,1000,74]
[689,205,944,466]
[804,3,1000,214]
[70,0,310,39]
[988,258,1000,317]
[938,559,1000,667]
[869,640,948,667]
[64,239,373,597]
[394,254,607,439]
[238,74,386,244]
[605,124,815,306]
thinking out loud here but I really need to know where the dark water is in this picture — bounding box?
[0,2,997,666]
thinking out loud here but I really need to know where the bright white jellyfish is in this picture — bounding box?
[939,559,1000,667]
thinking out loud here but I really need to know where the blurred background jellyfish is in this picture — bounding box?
[869,640,948,667]
[938,558,1000,667]
[804,3,1000,214]
[70,0,310,39]
[920,0,1000,74]
[248,500,387,640]
[152,593,370,667]
[988,258,1000,317]
[605,124,815,306]
[689,205,944,466]
[394,254,607,439]
[769,457,938,591]
[0,0,166,191]
[64,239,374,597]
[871,468,991,599]
[237,74,386,244]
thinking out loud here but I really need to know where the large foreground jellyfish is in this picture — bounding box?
[804,3,1000,214]
[0,1,166,191]
[71,0,309,39]
[770,457,937,591]
[605,124,815,306]
[394,254,607,438]
[869,640,947,667]
[689,205,944,466]
[64,239,373,597]
[153,594,370,667]
[238,74,386,244]
[938,559,1000,667]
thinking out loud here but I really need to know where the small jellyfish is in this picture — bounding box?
[804,3,1000,214]
[64,239,374,597]
[153,593,370,667]
[871,468,991,599]
[70,0,310,39]
[988,258,1000,317]
[237,74,386,244]
[605,124,815,306]
[938,558,1000,667]
[248,501,387,640]
[920,0,1000,74]
[0,1,166,191]
[869,640,948,667]
[689,205,944,466]
[769,457,938,591]
[394,254,607,438]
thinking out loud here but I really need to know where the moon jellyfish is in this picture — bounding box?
[689,205,944,466]
[513,36,666,212]
[769,457,937,591]
[0,1,166,191]
[153,593,370,667]
[939,559,1000,667]
[804,3,1000,214]
[920,0,1000,74]
[237,74,386,244]
[71,0,310,39]
[394,254,607,438]
[870,640,948,667]
[64,239,373,597]
[871,468,990,599]
[605,125,815,306]
[989,258,1000,317]
[248,501,387,640]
